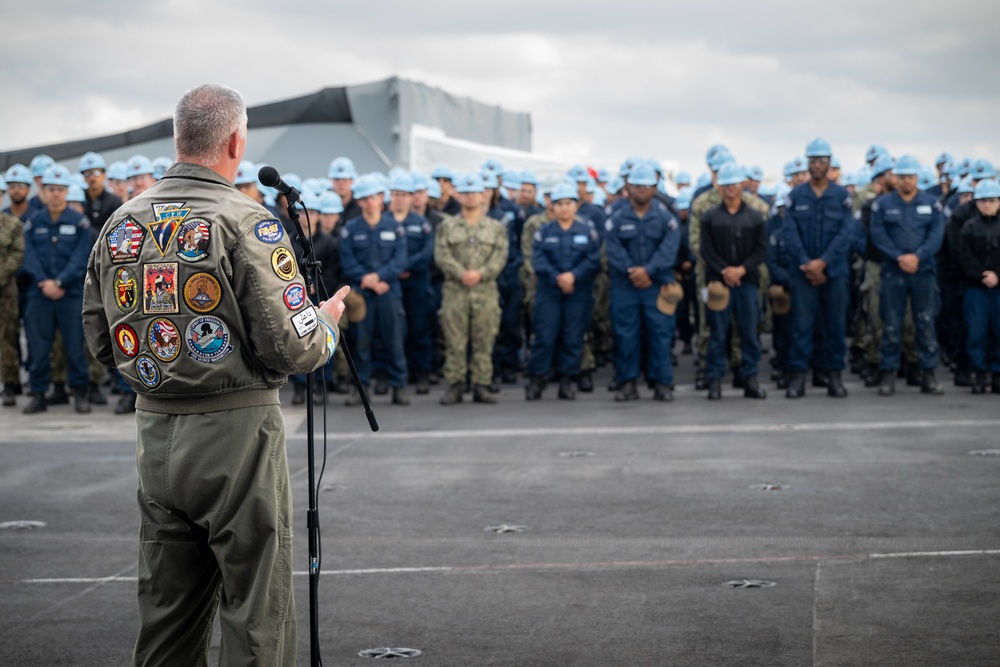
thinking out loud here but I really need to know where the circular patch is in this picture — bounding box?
[147,318,181,362]
[283,283,306,311]
[185,315,234,363]
[135,354,161,388]
[271,247,297,281]
[113,266,139,313]
[175,218,211,262]
[114,323,139,358]
[183,272,222,313]
[254,219,285,244]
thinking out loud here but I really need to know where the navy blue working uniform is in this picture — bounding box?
[869,191,945,373]
[766,206,793,377]
[398,212,435,376]
[782,182,855,375]
[605,201,681,386]
[526,219,601,378]
[21,207,92,394]
[339,214,408,388]
[492,203,536,378]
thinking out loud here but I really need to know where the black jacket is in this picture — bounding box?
[939,200,976,282]
[700,201,767,284]
[958,212,1000,288]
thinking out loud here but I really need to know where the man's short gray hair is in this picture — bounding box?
[173,84,248,162]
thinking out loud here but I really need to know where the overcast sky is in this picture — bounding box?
[2,0,996,180]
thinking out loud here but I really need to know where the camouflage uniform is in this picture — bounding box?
[434,213,508,386]
[0,212,24,389]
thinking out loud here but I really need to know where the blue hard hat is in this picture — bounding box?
[567,164,589,182]
[388,172,415,193]
[319,191,344,214]
[744,165,764,182]
[0,175,5,191]
[675,170,691,186]
[126,155,154,178]
[71,173,87,190]
[430,163,454,181]
[957,157,972,177]
[695,172,712,189]
[234,161,257,186]
[282,173,303,193]
[782,160,797,179]
[917,166,937,190]
[352,175,382,200]
[595,168,610,183]
[830,156,841,169]
[705,144,729,163]
[480,170,499,189]
[775,184,793,206]
[426,180,442,199]
[973,178,1000,199]
[647,159,663,176]
[106,161,127,181]
[152,156,173,180]
[941,160,959,177]
[67,184,86,203]
[674,188,693,211]
[957,176,975,194]
[454,172,485,194]
[78,151,106,172]
[30,154,55,178]
[865,144,888,163]
[893,154,921,176]
[935,151,954,166]
[295,191,322,212]
[481,158,504,174]
[758,182,777,197]
[302,178,326,197]
[41,164,72,187]
[328,157,358,180]
[871,154,895,178]
[520,170,538,186]
[716,162,746,186]
[592,188,606,207]
[387,167,407,180]
[551,182,579,202]
[855,166,873,187]
[606,177,625,195]
[410,172,430,191]
[501,169,521,189]
[805,137,832,158]
[707,150,734,172]
[628,163,658,186]
[5,164,31,184]
[970,158,996,180]
[840,171,857,187]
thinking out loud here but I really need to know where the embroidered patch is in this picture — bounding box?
[283,283,306,311]
[254,219,285,244]
[183,272,222,314]
[290,307,318,338]
[112,266,139,313]
[271,247,297,281]
[114,323,139,358]
[147,202,191,256]
[186,315,234,363]
[147,318,181,362]
[142,262,179,315]
[135,354,161,388]
[324,322,337,358]
[175,218,211,262]
[105,216,145,264]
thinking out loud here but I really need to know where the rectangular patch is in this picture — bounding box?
[379,231,397,242]
[916,205,932,215]
[58,224,77,236]
[142,262,179,314]
[290,307,319,338]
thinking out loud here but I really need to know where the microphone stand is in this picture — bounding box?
[283,191,378,667]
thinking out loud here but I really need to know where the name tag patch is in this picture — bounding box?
[916,205,932,215]
[573,234,588,244]
[380,231,397,242]
[58,224,77,236]
[290,307,319,338]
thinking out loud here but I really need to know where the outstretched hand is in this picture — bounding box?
[319,285,351,321]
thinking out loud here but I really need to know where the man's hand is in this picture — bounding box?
[556,272,576,294]
[373,281,390,295]
[360,273,380,290]
[680,260,693,273]
[39,279,65,301]
[983,270,999,289]
[800,259,827,286]
[628,266,652,290]
[319,285,351,321]
[399,271,411,280]
[721,265,746,287]
[461,269,482,288]
[898,253,919,274]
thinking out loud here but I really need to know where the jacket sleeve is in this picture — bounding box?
[56,216,94,286]
[699,210,728,275]
[377,224,408,282]
[0,218,24,286]
[643,216,680,283]
[406,221,434,272]
[603,218,631,277]
[572,229,602,283]
[743,212,768,272]
[869,200,904,261]
[82,246,115,367]
[818,197,856,267]
[781,206,812,268]
[433,220,467,282]
[958,220,986,283]
[914,206,945,265]
[478,222,509,282]
[20,223,49,283]
[532,227,557,285]
[338,225,367,284]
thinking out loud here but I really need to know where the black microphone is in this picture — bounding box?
[257,165,300,205]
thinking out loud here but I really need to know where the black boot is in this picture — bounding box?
[862,364,882,387]
[905,364,922,387]
[786,373,805,399]
[73,386,91,414]
[473,384,497,404]
[374,373,389,395]
[415,373,430,395]
[652,382,674,402]
[23,393,46,414]
[707,377,722,400]
[500,368,518,384]
[827,372,848,398]
[2,385,15,407]
[878,371,895,396]
[812,370,830,388]
[694,368,708,391]
[48,383,69,405]
[954,367,972,387]
[743,375,767,399]
[971,371,987,395]
[732,372,745,389]
[558,376,576,400]
[88,382,108,406]
[577,372,594,393]
[440,382,464,405]
[114,393,136,414]
[392,386,410,405]
[776,372,790,390]
[993,374,1000,395]
[614,379,639,402]
[525,376,544,400]
[919,369,944,396]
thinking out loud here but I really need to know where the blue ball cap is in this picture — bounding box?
[352,175,382,200]
[674,189,693,211]
[480,171,499,189]
[893,154,921,176]
[973,178,1000,199]
[454,172,485,194]
[628,163,658,186]
[41,164,72,187]
[152,156,173,180]
[970,158,996,180]
[410,172,430,191]
[78,151,106,173]
[4,164,32,184]
[550,182,579,202]
[430,164,454,181]
[716,162,745,186]
[106,161,127,181]
[234,161,257,185]
[388,172,416,193]
[481,158,503,174]
[935,151,954,166]
[707,150,734,172]
[805,137,832,158]
[744,165,764,182]
[319,191,344,214]
[871,154,896,178]
[520,170,538,186]
[567,164,589,182]
[67,184,86,203]
[30,154,55,178]
[126,155,154,178]
[426,179,442,199]
[328,157,358,180]
[865,144,888,163]
[675,170,691,186]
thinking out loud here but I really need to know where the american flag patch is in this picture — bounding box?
[106,216,145,264]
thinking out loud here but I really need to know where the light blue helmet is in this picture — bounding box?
[595,168,610,183]
[41,164,72,187]
[957,157,972,177]
[502,170,521,189]
[78,151,106,173]
[893,154,921,176]
[744,165,764,182]
[695,172,712,189]
[352,175,382,200]
[606,177,625,195]
[628,163,658,186]
[871,154,895,178]
[840,171,857,187]
[71,173,87,190]
[328,157,358,180]
[479,170,499,189]
[707,150,734,172]
[520,170,538,186]
[941,160,959,177]
[830,156,841,169]
[302,177,326,197]
[152,156,173,180]
[430,163,454,181]
[296,191,322,212]
[388,172,415,193]
[674,188,693,211]
[775,184,793,206]
[550,182,579,202]
[566,164,589,182]
[4,164,32,184]
[973,178,1000,199]
[454,172,485,194]
[716,162,745,186]
[67,184,86,203]
[855,166,872,187]
[647,159,663,176]
[865,144,888,164]
[426,180,442,199]
[705,144,729,163]
[283,173,303,193]
[319,191,344,214]
[234,160,257,185]
[675,170,691,186]
[956,176,975,194]
[387,167,408,180]
[536,188,548,207]
[805,137,832,158]
[782,160,797,179]
[757,182,777,197]
[30,154,55,178]
[126,155,154,178]
[106,161,128,181]
[591,188,606,207]
[481,158,503,174]
[918,166,937,190]
[0,175,5,191]
[935,151,954,167]
[410,172,430,191]
[970,158,996,180]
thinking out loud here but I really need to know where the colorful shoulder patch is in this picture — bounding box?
[147,202,191,256]
[323,322,337,359]
[183,272,222,313]
[135,354,161,389]
[254,219,285,244]
[282,283,307,311]
[143,263,179,315]
[175,218,211,262]
[290,306,318,338]
[147,318,181,362]
[112,266,139,313]
[185,315,234,363]
[106,216,145,264]
[271,246,297,281]
[114,323,139,358]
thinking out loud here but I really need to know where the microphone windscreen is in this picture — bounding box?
[257,165,280,188]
